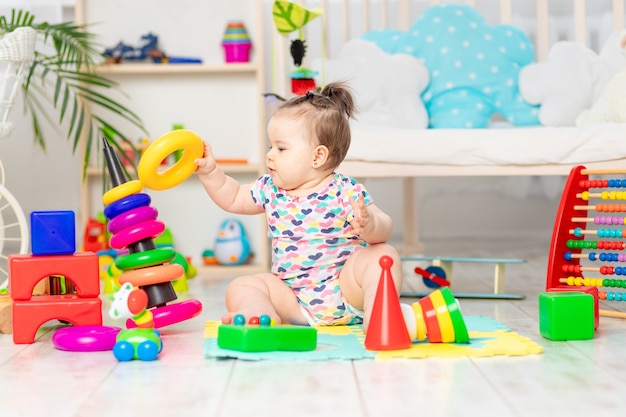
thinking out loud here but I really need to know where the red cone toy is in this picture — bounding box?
[364,255,412,350]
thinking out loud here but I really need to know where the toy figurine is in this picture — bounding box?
[214,218,251,265]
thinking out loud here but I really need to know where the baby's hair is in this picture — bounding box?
[277,81,357,170]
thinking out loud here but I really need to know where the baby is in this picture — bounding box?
[194,82,401,332]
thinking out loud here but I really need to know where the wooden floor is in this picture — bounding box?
[2,237,625,417]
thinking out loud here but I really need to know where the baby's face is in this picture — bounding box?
[265,112,318,191]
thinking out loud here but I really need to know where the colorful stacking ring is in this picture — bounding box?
[107,205,159,235]
[419,295,442,343]
[52,325,121,352]
[102,180,144,206]
[411,302,427,341]
[138,129,204,191]
[104,193,151,220]
[119,263,184,287]
[109,219,166,250]
[115,247,177,271]
[440,287,470,343]
[126,299,203,329]
[429,289,456,343]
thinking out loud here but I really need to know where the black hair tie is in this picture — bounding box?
[305,90,315,99]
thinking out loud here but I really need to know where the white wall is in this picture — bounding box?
[0,1,86,249]
[0,95,83,236]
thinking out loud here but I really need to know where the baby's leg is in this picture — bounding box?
[339,243,402,333]
[221,272,308,326]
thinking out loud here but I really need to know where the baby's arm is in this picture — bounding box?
[194,141,261,215]
[349,194,393,244]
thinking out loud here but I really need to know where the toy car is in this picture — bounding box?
[112,328,162,361]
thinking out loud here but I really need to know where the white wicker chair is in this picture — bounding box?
[0,27,36,289]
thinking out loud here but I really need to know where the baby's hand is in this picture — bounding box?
[194,141,217,175]
[349,194,370,236]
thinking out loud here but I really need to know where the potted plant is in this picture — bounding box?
[0,9,147,178]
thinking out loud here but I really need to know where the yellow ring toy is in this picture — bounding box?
[439,287,469,343]
[429,290,456,343]
[102,180,143,206]
[411,302,427,342]
[138,129,204,191]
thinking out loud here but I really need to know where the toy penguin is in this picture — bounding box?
[214,219,251,266]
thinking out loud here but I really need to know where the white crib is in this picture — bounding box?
[268,0,626,252]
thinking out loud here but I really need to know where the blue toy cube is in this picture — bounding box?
[539,291,595,341]
[30,211,76,256]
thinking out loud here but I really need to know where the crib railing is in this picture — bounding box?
[268,0,626,96]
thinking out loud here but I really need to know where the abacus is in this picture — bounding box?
[546,165,626,322]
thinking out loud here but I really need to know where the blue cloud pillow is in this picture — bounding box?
[362,4,539,128]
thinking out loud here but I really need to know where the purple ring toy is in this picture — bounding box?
[107,205,159,235]
[104,193,151,221]
[109,219,166,250]
[52,325,121,352]
[126,299,203,329]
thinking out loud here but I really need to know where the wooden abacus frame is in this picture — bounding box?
[546,165,626,320]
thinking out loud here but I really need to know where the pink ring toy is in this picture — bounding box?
[126,299,203,329]
[52,325,121,352]
[109,219,166,250]
[119,263,184,286]
[107,205,159,235]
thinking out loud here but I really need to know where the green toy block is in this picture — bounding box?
[539,291,595,341]
[217,324,317,352]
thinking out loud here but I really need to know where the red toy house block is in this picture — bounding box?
[548,286,599,330]
[12,295,102,344]
[9,253,100,301]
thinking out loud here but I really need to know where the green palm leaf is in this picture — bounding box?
[0,9,147,179]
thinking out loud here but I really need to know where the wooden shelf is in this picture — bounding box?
[77,0,269,273]
[96,62,259,75]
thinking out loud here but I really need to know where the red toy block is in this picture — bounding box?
[9,253,100,301]
[548,286,599,330]
[364,256,412,351]
[12,295,102,344]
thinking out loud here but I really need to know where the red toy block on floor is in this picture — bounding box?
[12,296,102,344]
[9,253,100,301]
